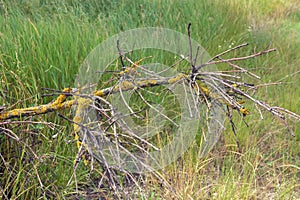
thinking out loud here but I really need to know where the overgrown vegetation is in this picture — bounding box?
[0,0,299,199]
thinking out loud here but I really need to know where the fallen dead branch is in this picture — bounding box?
[1,25,300,199]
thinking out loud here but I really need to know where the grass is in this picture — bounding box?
[0,0,299,199]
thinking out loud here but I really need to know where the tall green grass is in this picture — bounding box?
[0,0,299,199]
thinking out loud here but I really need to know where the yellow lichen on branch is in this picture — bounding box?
[0,74,188,121]
[94,73,188,98]
[52,88,73,106]
[73,97,91,148]
[0,74,251,121]
[72,96,91,166]
[0,88,75,120]
[0,100,75,120]
[239,107,249,116]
